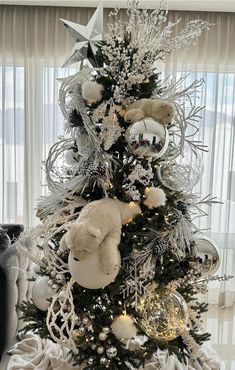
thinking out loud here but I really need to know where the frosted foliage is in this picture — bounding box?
[121,250,156,309]
[127,163,153,185]
[126,1,210,64]
[124,163,153,201]
[102,1,210,103]
[162,212,196,258]
[92,101,123,150]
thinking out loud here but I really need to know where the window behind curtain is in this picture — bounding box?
[0,66,24,223]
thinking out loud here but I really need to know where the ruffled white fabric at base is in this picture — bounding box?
[6,334,80,370]
[6,334,220,370]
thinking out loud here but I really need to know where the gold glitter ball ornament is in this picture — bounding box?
[138,288,188,341]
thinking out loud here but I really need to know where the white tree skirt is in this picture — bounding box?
[4,334,220,370]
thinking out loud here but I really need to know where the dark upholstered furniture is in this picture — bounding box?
[0,224,24,359]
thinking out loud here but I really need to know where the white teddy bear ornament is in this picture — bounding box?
[124,98,175,126]
[60,198,141,274]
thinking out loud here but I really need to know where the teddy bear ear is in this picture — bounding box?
[158,101,168,108]
[87,224,102,240]
[66,226,78,250]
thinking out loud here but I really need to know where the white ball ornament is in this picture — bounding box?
[99,332,107,341]
[81,81,103,103]
[32,275,56,311]
[144,187,166,208]
[97,346,104,354]
[111,314,137,340]
[68,250,121,289]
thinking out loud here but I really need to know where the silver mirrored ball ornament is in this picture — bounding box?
[194,236,220,276]
[100,357,108,365]
[125,118,169,158]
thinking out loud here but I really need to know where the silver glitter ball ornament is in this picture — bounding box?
[55,274,64,283]
[91,343,97,351]
[99,357,108,365]
[98,332,107,341]
[52,284,60,292]
[97,346,104,354]
[125,118,169,158]
[78,325,86,334]
[87,357,94,365]
[82,317,90,326]
[194,236,220,276]
[102,327,110,334]
[106,346,117,358]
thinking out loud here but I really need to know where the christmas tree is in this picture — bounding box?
[10,2,225,369]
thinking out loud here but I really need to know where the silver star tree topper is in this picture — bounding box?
[60,4,103,67]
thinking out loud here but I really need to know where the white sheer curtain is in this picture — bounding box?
[163,11,235,307]
[164,11,235,234]
[0,7,235,304]
[0,5,99,225]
